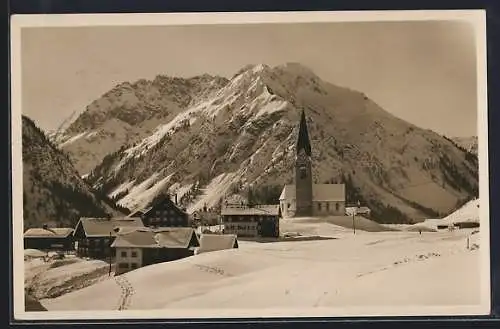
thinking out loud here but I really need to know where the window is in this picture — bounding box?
[326,203,330,211]
[335,203,339,211]
[121,251,127,257]
[131,251,138,258]
[318,203,322,211]
[131,263,138,269]
[118,263,129,269]
[287,203,291,209]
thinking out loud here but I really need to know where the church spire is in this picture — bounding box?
[296,110,312,156]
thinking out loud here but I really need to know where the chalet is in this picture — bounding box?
[129,194,189,228]
[24,225,75,252]
[197,234,238,254]
[221,205,280,238]
[112,227,199,275]
[73,217,144,259]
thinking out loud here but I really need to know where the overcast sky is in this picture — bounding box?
[21,20,478,137]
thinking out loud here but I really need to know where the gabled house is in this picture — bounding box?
[24,225,74,252]
[73,217,144,259]
[221,204,280,238]
[129,195,189,228]
[197,234,239,254]
[112,227,199,275]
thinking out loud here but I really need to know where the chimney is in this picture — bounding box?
[175,194,178,205]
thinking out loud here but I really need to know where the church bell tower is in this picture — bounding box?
[295,110,313,217]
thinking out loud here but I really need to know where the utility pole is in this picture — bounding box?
[353,200,360,235]
[108,232,112,276]
[352,210,356,235]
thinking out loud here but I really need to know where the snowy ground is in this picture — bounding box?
[41,218,482,313]
[25,256,114,300]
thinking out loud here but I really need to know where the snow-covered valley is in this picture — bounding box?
[37,218,482,316]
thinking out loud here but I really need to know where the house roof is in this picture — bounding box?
[154,227,199,248]
[221,205,280,216]
[345,206,371,215]
[24,227,74,238]
[279,184,345,202]
[198,234,238,253]
[111,227,199,249]
[76,217,144,237]
[110,229,159,248]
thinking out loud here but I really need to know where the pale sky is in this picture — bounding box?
[21,20,478,137]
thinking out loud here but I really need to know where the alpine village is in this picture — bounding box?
[22,63,480,312]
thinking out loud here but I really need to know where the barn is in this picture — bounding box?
[24,225,75,252]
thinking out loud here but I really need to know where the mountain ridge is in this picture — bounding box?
[22,115,127,229]
[55,63,478,223]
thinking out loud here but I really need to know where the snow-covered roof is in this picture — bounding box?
[111,227,199,249]
[198,234,238,253]
[280,184,345,202]
[76,217,145,237]
[345,206,371,215]
[24,227,74,238]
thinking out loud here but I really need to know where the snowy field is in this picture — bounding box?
[40,218,482,313]
[25,256,113,300]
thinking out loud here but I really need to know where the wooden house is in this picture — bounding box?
[221,205,280,238]
[197,234,238,254]
[129,195,189,228]
[112,227,199,275]
[24,225,74,252]
[73,217,144,259]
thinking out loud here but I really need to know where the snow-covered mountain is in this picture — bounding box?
[57,63,478,223]
[54,74,229,175]
[452,136,478,155]
[22,115,126,229]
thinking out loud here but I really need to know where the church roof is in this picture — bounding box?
[279,184,345,202]
[296,110,312,156]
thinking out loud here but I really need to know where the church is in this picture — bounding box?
[279,110,346,218]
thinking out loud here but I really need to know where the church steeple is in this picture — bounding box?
[294,109,313,217]
[296,110,312,156]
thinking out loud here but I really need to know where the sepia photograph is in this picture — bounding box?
[10,10,490,320]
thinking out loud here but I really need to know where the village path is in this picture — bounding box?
[114,274,135,310]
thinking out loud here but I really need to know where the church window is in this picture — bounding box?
[287,203,291,209]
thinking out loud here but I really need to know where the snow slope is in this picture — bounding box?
[42,222,481,312]
[422,198,480,229]
[25,257,112,300]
